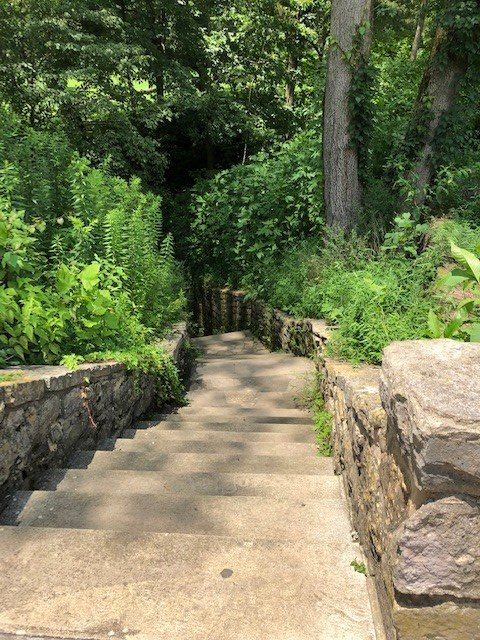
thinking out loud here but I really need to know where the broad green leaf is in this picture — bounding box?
[436,269,469,290]
[451,242,480,283]
[79,262,100,290]
[457,297,480,311]
[427,310,443,338]
[443,316,465,339]
[467,323,480,342]
[56,264,76,295]
[13,344,24,360]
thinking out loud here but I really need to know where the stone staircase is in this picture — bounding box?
[0,331,377,640]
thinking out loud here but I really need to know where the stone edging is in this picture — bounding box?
[0,323,188,507]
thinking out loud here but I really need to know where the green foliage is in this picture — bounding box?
[296,369,332,456]
[0,0,329,186]
[382,212,429,257]
[351,559,367,575]
[237,225,480,364]
[62,344,185,406]
[0,371,23,384]
[0,110,186,381]
[313,395,333,457]
[429,242,480,342]
[190,130,323,288]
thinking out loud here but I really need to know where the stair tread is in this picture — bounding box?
[35,468,340,498]
[135,419,315,432]
[111,437,317,456]
[123,427,315,442]
[2,490,347,540]
[67,450,332,475]
[159,411,312,424]
[0,526,376,640]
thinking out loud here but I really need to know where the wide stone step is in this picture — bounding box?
[198,347,269,358]
[193,331,256,343]
[190,373,306,392]
[135,419,316,433]
[112,437,317,456]
[67,450,331,475]
[193,333,268,357]
[193,331,265,347]
[123,426,315,443]
[195,355,314,371]
[0,526,376,640]
[184,389,302,410]
[35,469,340,498]
[159,408,312,423]
[3,491,344,540]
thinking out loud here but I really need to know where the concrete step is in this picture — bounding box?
[123,427,315,443]
[2,491,344,540]
[193,333,268,357]
[0,526,376,640]
[67,450,331,475]
[159,408,312,423]
[35,469,340,498]
[190,373,307,392]
[195,355,314,371]
[198,347,269,358]
[111,437,317,456]
[184,389,302,410]
[193,331,257,343]
[135,419,315,433]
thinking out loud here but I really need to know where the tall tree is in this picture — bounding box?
[407,0,480,206]
[410,0,428,61]
[322,0,373,229]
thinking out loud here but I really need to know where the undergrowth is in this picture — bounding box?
[61,344,186,406]
[297,370,333,456]
[0,107,187,402]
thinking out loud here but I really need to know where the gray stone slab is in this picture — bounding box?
[67,449,331,475]
[381,339,480,496]
[0,526,376,640]
[35,468,340,499]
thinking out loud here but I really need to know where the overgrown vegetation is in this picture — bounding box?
[0,108,186,401]
[189,137,480,363]
[0,0,479,370]
[297,371,332,455]
[186,1,480,364]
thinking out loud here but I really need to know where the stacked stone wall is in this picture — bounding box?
[0,324,188,507]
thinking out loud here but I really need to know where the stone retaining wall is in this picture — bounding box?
[0,324,188,507]
[195,287,480,640]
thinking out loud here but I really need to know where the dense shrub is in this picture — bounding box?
[187,93,480,364]
[257,221,480,364]
[0,108,186,384]
[189,130,324,287]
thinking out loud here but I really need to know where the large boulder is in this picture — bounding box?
[380,339,480,498]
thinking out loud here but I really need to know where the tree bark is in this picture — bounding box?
[285,50,297,108]
[322,0,373,229]
[410,0,428,61]
[409,28,467,206]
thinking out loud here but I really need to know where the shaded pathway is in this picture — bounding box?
[0,331,376,639]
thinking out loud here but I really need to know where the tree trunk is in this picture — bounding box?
[410,0,428,61]
[285,51,297,107]
[409,28,467,206]
[322,0,373,229]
